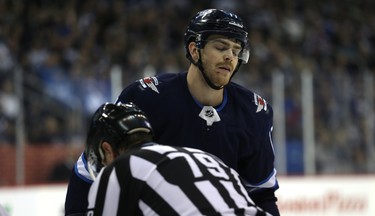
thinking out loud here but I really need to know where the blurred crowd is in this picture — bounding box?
[0,0,374,175]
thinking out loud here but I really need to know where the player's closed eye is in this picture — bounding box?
[215,45,241,57]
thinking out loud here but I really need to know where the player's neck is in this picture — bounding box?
[187,67,224,106]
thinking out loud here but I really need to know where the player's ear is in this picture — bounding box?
[188,42,199,62]
[101,141,115,165]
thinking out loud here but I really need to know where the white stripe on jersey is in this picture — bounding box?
[142,144,178,154]
[166,152,203,178]
[195,180,232,212]
[102,170,120,216]
[229,168,256,205]
[193,153,229,179]
[220,180,248,206]
[201,180,267,216]
[76,153,94,182]
[139,200,159,216]
[87,169,103,210]
[87,168,121,216]
[130,155,202,215]
[244,168,278,190]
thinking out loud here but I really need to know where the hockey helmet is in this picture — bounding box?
[85,102,153,178]
[184,9,250,64]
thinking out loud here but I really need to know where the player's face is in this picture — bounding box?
[200,35,241,87]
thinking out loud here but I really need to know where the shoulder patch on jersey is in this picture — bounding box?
[138,76,159,94]
[254,93,268,113]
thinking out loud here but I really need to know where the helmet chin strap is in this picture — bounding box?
[193,50,223,90]
[196,61,223,90]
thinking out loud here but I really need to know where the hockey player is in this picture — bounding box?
[85,102,270,215]
[115,9,279,215]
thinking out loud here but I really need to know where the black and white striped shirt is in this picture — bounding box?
[87,144,270,216]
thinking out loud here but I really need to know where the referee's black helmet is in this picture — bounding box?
[85,102,153,177]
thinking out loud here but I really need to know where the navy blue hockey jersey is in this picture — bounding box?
[87,144,270,216]
[115,72,279,213]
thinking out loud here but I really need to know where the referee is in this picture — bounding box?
[85,102,271,216]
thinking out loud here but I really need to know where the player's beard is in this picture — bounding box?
[198,55,234,89]
[207,66,233,87]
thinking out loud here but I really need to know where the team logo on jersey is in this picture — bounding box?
[139,76,159,94]
[254,93,267,113]
[199,106,221,126]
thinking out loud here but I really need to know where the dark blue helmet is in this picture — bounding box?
[85,102,153,178]
[184,9,250,64]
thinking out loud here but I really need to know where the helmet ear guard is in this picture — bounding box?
[84,102,153,179]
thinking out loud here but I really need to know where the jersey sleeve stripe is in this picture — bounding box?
[75,153,94,183]
[243,168,278,190]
